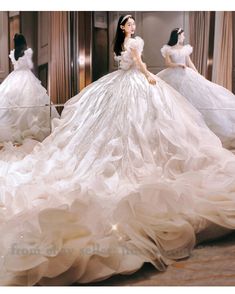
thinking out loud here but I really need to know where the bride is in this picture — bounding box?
[157,28,235,149]
[0,33,59,144]
[1,16,235,286]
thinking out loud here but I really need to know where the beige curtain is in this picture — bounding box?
[212,12,233,91]
[189,12,211,77]
[49,11,71,105]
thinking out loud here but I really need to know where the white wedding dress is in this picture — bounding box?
[0,48,59,144]
[157,44,235,149]
[1,37,235,286]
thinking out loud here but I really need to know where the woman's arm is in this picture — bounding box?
[25,48,34,69]
[130,48,156,85]
[186,56,198,72]
[165,53,186,69]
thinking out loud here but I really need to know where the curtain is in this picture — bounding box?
[49,11,71,105]
[212,12,233,91]
[189,12,211,77]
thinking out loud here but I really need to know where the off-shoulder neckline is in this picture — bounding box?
[123,36,142,50]
[165,44,190,50]
[124,36,141,44]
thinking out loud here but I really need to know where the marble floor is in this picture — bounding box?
[77,232,235,286]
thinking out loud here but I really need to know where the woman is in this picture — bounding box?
[1,16,235,286]
[157,28,235,149]
[0,33,59,144]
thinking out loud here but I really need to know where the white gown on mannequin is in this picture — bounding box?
[0,48,59,144]
[1,37,235,285]
[157,44,235,149]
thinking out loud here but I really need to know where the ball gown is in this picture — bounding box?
[158,44,235,149]
[0,37,235,285]
[0,48,59,144]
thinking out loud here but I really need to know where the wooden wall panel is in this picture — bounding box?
[0,12,9,82]
[37,11,50,66]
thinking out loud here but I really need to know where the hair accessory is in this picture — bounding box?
[120,15,132,24]
[177,28,182,34]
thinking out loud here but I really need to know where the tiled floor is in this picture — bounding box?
[77,232,235,286]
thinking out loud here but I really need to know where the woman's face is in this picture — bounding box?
[121,18,136,37]
[178,31,185,44]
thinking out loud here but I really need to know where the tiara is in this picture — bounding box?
[120,14,132,24]
[177,28,182,34]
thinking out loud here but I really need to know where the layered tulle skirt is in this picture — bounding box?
[158,67,235,148]
[0,69,59,144]
[0,69,235,285]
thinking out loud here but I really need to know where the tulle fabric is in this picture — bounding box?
[0,48,59,144]
[9,48,34,70]
[160,44,193,59]
[114,36,144,70]
[158,45,235,148]
[0,38,235,285]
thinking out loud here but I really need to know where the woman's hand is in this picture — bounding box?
[178,63,186,69]
[147,74,156,85]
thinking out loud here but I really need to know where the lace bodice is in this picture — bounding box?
[9,48,33,70]
[114,36,144,70]
[160,44,193,65]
